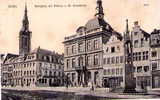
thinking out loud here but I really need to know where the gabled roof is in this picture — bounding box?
[3,53,19,64]
[140,29,150,37]
[112,31,123,41]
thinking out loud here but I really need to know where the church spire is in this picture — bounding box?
[95,0,104,19]
[19,3,32,56]
[124,19,130,40]
[21,3,29,31]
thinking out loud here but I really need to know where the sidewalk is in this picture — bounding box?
[2,86,160,99]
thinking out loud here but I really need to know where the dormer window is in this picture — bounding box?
[111,47,115,53]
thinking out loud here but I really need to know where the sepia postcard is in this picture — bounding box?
[0,0,160,100]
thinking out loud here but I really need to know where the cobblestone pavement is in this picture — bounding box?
[2,87,160,99]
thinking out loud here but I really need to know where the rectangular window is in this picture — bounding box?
[143,51,149,60]
[67,59,70,68]
[72,73,75,82]
[86,56,91,66]
[116,68,119,75]
[116,56,119,64]
[24,38,28,46]
[120,56,123,63]
[144,66,149,72]
[135,52,138,61]
[103,58,106,64]
[94,39,99,50]
[152,51,157,57]
[94,54,99,65]
[72,45,76,54]
[111,69,115,75]
[111,57,115,64]
[108,69,111,75]
[152,63,157,70]
[138,52,141,61]
[134,40,138,48]
[133,53,135,61]
[111,47,115,53]
[72,58,76,68]
[146,51,149,60]
[120,68,123,75]
[78,43,83,52]
[143,52,145,60]
[78,57,83,66]
[107,58,110,64]
[66,47,69,55]
[86,40,91,51]
[103,70,107,75]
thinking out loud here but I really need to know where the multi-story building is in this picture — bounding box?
[1,54,18,86]
[131,21,151,90]
[63,0,117,87]
[102,32,123,88]
[102,20,153,91]
[150,29,160,88]
[1,5,64,87]
[3,48,63,87]
[0,54,5,86]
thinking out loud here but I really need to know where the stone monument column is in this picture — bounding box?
[123,19,136,93]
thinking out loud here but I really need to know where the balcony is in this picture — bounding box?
[75,66,83,71]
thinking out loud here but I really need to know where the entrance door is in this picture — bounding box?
[49,79,52,86]
[94,71,98,86]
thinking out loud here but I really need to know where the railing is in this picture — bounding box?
[75,66,83,71]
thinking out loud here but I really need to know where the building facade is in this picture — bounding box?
[102,33,124,88]
[131,21,151,90]
[0,54,5,86]
[150,29,160,88]
[1,5,64,87]
[63,0,122,87]
[3,48,63,87]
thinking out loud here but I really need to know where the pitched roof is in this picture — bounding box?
[140,29,150,37]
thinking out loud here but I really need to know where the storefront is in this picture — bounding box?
[102,77,123,88]
[136,76,151,89]
[152,70,160,88]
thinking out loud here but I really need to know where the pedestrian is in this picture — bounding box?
[91,82,94,91]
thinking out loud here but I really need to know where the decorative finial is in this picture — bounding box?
[25,2,27,13]
[95,0,104,19]
[126,19,129,34]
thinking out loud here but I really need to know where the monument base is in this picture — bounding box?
[123,88,137,93]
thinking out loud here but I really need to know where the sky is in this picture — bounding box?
[0,0,160,54]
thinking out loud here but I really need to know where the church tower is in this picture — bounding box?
[95,0,104,19]
[19,4,32,55]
